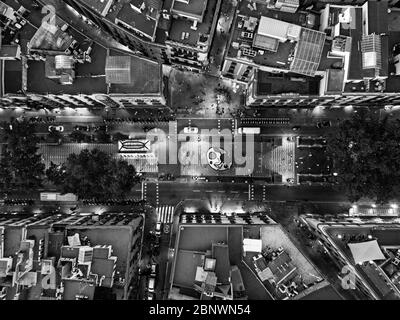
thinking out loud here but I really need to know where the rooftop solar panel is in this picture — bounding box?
[290,28,326,77]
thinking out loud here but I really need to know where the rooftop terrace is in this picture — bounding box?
[227,0,332,76]
[325,225,400,300]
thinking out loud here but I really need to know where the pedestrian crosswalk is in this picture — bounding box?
[249,184,255,201]
[262,185,267,202]
[157,205,174,224]
[240,118,290,126]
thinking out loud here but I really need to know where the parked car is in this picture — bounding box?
[48,125,64,132]
[316,121,331,128]
[193,176,208,182]
[183,127,199,134]
[74,125,90,131]
[322,120,332,127]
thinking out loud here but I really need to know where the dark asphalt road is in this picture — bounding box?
[143,182,348,206]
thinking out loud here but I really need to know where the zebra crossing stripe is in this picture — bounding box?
[157,206,174,223]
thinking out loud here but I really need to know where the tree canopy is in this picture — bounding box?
[0,119,45,191]
[46,149,141,199]
[327,112,400,204]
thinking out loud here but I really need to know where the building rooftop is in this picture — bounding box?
[24,43,163,96]
[80,0,114,16]
[28,15,75,52]
[319,223,400,300]
[0,212,143,300]
[172,211,328,300]
[212,243,230,285]
[255,70,320,96]
[367,0,388,35]
[27,44,108,95]
[167,0,217,48]
[227,1,327,77]
[171,225,254,300]
[171,0,208,22]
[107,51,163,94]
[115,1,158,41]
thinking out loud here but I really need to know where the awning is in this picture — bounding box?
[243,239,262,253]
[348,240,385,264]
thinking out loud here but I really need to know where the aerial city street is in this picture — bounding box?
[1,0,400,304]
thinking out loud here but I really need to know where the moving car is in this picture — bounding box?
[48,125,64,132]
[155,222,162,237]
[183,127,199,134]
[151,263,157,276]
[148,277,156,293]
[164,224,170,234]
[292,126,300,131]
[146,292,155,300]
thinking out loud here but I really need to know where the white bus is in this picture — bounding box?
[40,193,78,202]
[237,127,261,134]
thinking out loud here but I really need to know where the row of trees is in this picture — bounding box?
[0,120,141,199]
[0,120,45,190]
[327,111,400,204]
[46,149,141,199]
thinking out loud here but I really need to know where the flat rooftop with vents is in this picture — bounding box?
[171,0,208,22]
[168,0,218,47]
[106,51,163,95]
[114,0,159,41]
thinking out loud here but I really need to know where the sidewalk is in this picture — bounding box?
[244,106,400,125]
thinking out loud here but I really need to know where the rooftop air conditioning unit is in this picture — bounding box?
[78,247,93,264]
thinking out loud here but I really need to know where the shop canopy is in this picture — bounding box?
[348,240,385,264]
